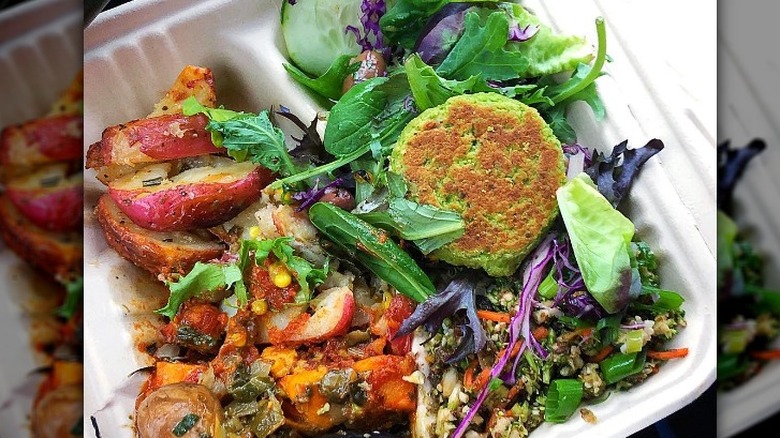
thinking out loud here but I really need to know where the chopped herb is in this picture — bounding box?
[172,413,200,436]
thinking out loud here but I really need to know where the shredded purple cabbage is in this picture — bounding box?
[508,23,539,42]
[548,236,606,320]
[345,0,386,53]
[451,235,554,438]
[292,176,345,211]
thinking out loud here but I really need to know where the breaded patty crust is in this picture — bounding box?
[389,93,565,276]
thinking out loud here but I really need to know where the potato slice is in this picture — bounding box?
[5,164,83,232]
[107,159,274,232]
[95,194,225,278]
[46,69,83,117]
[0,195,82,281]
[148,65,217,118]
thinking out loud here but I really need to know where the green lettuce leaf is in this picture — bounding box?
[240,237,328,303]
[157,262,242,319]
[437,6,593,82]
[404,53,480,111]
[557,173,636,313]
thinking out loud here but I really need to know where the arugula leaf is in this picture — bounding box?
[207,111,298,176]
[556,174,637,314]
[240,237,328,302]
[404,53,480,111]
[184,96,298,177]
[55,276,83,320]
[284,54,359,100]
[157,262,242,319]
[272,73,415,189]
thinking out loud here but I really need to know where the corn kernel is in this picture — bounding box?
[229,332,246,348]
[251,299,268,316]
[383,290,393,309]
[273,270,292,288]
[249,226,261,239]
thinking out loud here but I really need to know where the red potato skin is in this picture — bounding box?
[95,194,225,278]
[109,166,274,231]
[0,115,82,167]
[6,181,83,232]
[0,196,82,281]
[86,113,220,168]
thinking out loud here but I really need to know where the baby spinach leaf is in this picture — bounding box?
[324,76,390,157]
[284,54,359,100]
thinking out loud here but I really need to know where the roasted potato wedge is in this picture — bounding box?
[85,113,220,169]
[95,194,225,278]
[0,115,82,172]
[46,69,83,117]
[0,195,82,281]
[87,65,219,184]
[5,164,83,232]
[108,159,274,231]
[147,65,217,118]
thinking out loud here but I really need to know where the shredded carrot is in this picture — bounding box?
[473,368,491,391]
[749,350,780,360]
[463,360,477,389]
[577,327,594,337]
[587,345,614,363]
[477,310,511,323]
[510,340,523,358]
[647,348,689,360]
[532,326,549,341]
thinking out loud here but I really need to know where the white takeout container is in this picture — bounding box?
[83,0,716,436]
[0,0,80,435]
[717,2,780,436]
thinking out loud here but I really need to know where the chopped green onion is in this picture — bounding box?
[596,315,621,345]
[172,413,200,436]
[537,270,557,299]
[558,315,590,329]
[601,351,647,384]
[634,286,684,312]
[488,378,504,392]
[544,379,584,423]
[717,354,749,382]
[624,329,644,354]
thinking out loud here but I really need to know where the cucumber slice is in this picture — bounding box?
[281,0,364,77]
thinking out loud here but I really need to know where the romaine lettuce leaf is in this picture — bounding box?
[557,173,636,313]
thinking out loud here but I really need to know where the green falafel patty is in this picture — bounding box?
[389,93,566,276]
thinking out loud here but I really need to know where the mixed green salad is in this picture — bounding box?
[717,139,780,390]
[152,1,689,436]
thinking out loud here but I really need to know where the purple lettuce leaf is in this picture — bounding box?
[585,138,664,207]
[414,3,475,65]
[394,272,487,364]
[718,139,765,215]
